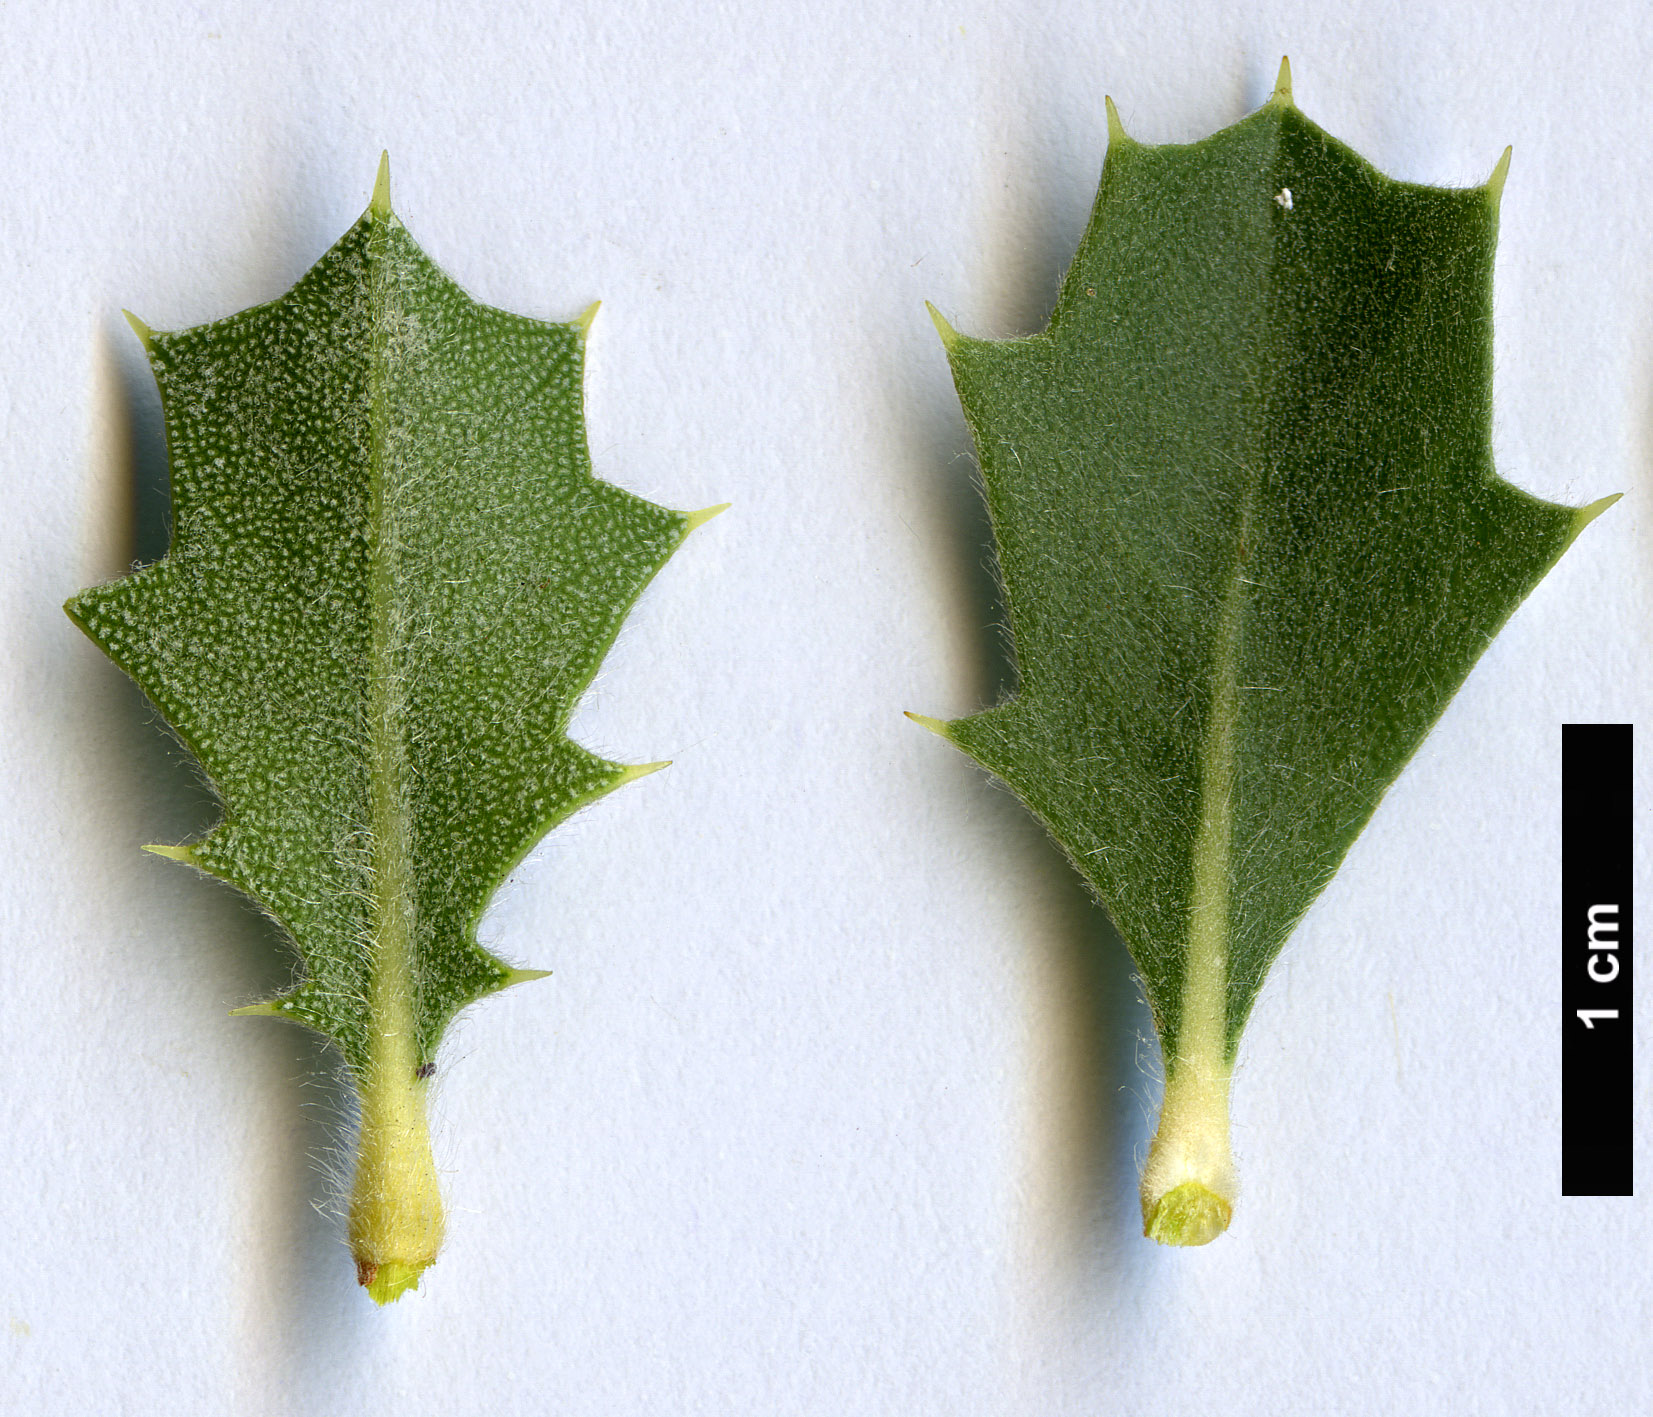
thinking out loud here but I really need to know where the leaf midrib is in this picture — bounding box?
[1174,106,1289,1076]
[364,204,420,1083]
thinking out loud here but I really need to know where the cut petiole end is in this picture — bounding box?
[349,1065,445,1307]
[1144,1180,1233,1246]
[1139,1058,1237,1245]
[358,1257,430,1306]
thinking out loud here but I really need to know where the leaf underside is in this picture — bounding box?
[935,82,1601,1064]
[69,184,690,1075]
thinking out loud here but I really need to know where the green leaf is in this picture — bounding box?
[919,62,1611,1245]
[67,156,720,1301]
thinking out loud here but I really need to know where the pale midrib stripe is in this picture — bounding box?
[1139,89,1296,1236]
[1137,400,1257,1228]
[1173,123,1287,1081]
[1137,519,1246,1228]
[1176,532,1243,1078]
[348,194,448,1285]
[364,215,418,1085]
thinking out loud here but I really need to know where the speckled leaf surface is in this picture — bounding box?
[921,67,1610,1243]
[66,162,707,1297]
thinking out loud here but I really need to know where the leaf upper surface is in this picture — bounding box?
[70,195,688,1073]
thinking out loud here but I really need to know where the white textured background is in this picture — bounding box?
[2,2,1648,1412]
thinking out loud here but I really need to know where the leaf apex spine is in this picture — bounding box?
[1268,55,1294,107]
[230,1001,282,1018]
[683,502,730,533]
[122,309,155,352]
[1104,95,1132,147]
[903,711,951,740]
[1485,145,1513,204]
[502,968,552,987]
[142,842,196,865]
[573,300,601,338]
[1570,492,1621,542]
[370,151,392,219]
[925,302,962,353]
[619,760,672,785]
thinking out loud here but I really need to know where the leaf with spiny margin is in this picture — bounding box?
[918,63,1611,1245]
[66,157,718,1299]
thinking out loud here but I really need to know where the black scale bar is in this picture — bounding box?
[1562,723,1633,1196]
